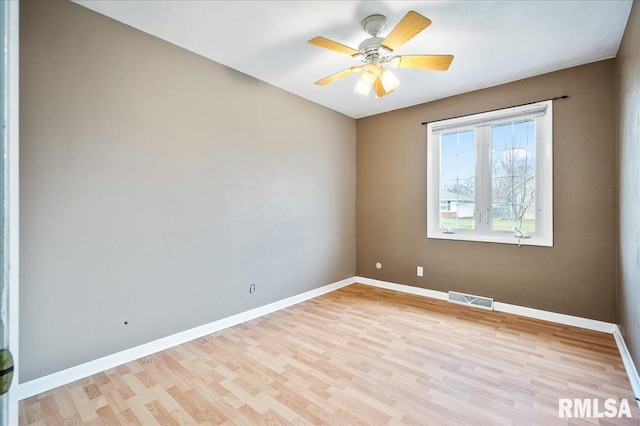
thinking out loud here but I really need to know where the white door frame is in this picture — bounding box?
[5,0,20,424]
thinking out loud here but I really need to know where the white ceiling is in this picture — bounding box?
[74,1,633,119]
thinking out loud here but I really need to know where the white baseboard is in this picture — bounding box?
[355,276,617,333]
[356,276,448,301]
[20,275,640,410]
[18,277,356,400]
[613,326,640,408]
[492,302,617,333]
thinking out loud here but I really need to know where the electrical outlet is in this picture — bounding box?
[417,266,423,277]
[249,284,256,294]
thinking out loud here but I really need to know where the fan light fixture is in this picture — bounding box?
[354,79,372,96]
[354,63,398,98]
[360,63,378,85]
[381,68,399,92]
[308,11,454,98]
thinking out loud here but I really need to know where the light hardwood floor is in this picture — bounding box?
[19,284,639,425]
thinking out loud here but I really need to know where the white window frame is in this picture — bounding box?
[427,101,553,247]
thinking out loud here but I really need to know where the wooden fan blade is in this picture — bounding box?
[314,66,362,86]
[308,36,360,56]
[395,55,454,71]
[382,11,431,51]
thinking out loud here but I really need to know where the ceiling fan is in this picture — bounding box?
[308,11,454,98]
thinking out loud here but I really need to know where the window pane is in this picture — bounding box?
[491,122,536,233]
[440,211,475,230]
[527,121,535,145]
[491,204,536,232]
[511,149,530,177]
[441,133,457,156]
[458,154,475,181]
[491,204,513,231]
[458,130,475,153]
[514,120,535,147]
[492,123,511,150]
[492,177,511,202]
[440,184,475,230]
[492,148,535,177]
[440,186,475,229]
[492,150,508,177]
[520,204,536,232]
[525,146,536,168]
[440,156,457,181]
[438,130,476,230]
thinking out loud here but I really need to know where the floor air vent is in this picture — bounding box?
[448,291,494,310]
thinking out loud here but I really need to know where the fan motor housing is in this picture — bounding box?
[358,37,384,61]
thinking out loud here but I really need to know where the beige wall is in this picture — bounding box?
[20,1,355,382]
[617,1,640,368]
[357,60,617,322]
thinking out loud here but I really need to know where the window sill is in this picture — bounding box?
[427,231,553,247]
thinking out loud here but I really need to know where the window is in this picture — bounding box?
[427,101,553,247]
